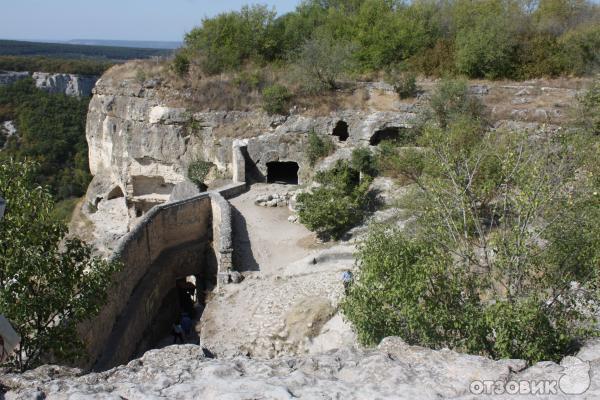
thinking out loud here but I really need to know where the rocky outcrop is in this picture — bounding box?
[3,338,600,399]
[0,71,97,97]
[82,72,417,245]
[0,120,17,149]
[32,72,97,97]
[0,71,29,86]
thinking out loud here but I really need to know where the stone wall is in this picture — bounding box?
[80,194,213,371]
[79,180,247,371]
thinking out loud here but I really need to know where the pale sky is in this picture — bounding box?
[0,0,299,42]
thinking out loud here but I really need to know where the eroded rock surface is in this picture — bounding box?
[4,339,600,399]
[0,71,97,97]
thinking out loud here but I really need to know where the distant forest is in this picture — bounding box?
[0,56,113,76]
[0,79,91,203]
[0,39,173,61]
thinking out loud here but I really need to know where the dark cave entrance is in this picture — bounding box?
[266,161,299,185]
[332,121,349,141]
[106,185,124,200]
[370,127,402,146]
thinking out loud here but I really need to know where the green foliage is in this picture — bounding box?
[342,110,600,362]
[184,5,279,74]
[0,56,112,76]
[172,52,190,77]
[306,129,334,166]
[453,0,521,79]
[187,160,215,188]
[575,78,600,135]
[425,78,487,128]
[297,160,373,240]
[293,33,356,91]
[0,160,120,371]
[0,79,92,201]
[261,84,292,115]
[180,0,600,79]
[386,69,418,99]
[351,147,377,177]
[51,197,81,224]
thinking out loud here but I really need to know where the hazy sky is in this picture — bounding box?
[0,0,299,42]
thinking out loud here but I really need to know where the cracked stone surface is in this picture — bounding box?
[4,339,600,399]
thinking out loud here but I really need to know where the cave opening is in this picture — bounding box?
[106,185,125,200]
[266,161,299,185]
[332,121,349,141]
[369,127,402,146]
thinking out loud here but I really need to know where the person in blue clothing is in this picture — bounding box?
[181,313,193,337]
[342,270,353,294]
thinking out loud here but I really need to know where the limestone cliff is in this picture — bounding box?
[81,67,419,252]
[0,70,97,97]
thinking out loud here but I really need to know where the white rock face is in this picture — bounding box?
[0,71,97,97]
[32,72,97,97]
[0,71,29,85]
[3,339,600,399]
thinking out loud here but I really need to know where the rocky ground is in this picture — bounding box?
[3,337,599,399]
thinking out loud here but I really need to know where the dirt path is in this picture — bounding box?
[200,183,358,357]
[229,183,324,275]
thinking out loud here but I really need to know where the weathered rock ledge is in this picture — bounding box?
[3,337,599,399]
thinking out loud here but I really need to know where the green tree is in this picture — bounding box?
[306,129,334,166]
[453,0,521,78]
[0,160,119,371]
[297,160,372,240]
[172,52,191,77]
[185,5,280,74]
[342,118,600,362]
[293,32,356,91]
[262,84,293,115]
[351,147,377,177]
[424,78,487,129]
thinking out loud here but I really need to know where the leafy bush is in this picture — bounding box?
[306,129,334,166]
[575,78,600,135]
[0,160,119,371]
[297,161,372,240]
[351,147,377,177]
[293,33,356,91]
[184,5,279,74]
[342,118,600,363]
[188,160,215,188]
[426,78,487,128]
[388,70,418,99]
[172,52,190,77]
[262,84,292,115]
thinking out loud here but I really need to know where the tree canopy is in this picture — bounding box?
[0,160,119,371]
[181,0,600,79]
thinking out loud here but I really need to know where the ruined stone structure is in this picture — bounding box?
[80,182,244,371]
[72,65,583,373]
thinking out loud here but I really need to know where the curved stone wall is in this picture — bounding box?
[80,194,212,370]
[79,181,247,371]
